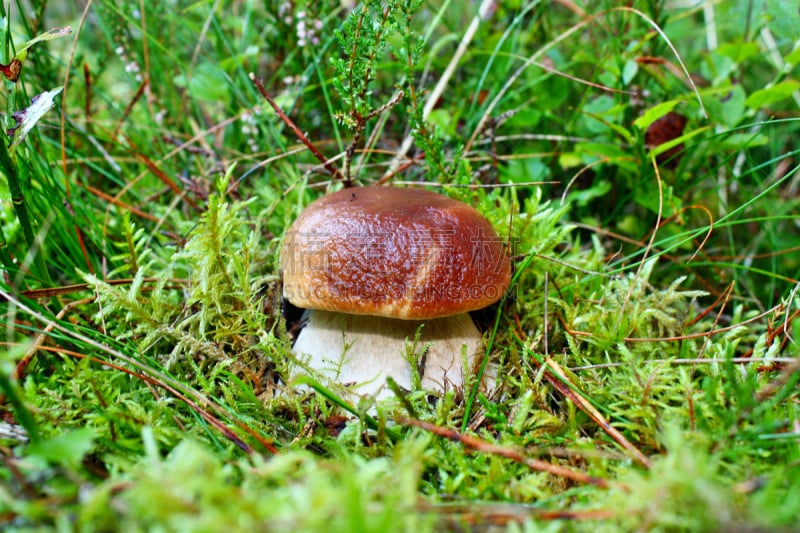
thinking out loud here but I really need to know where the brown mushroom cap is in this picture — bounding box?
[280,186,512,320]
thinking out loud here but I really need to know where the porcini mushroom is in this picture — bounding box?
[280,186,511,399]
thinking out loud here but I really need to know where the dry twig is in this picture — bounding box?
[399,417,610,488]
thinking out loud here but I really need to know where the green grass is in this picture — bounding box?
[1,0,799,531]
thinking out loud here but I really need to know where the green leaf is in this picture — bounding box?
[558,152,583,169]
[580,96,632,143]
[581,95,618,134]
[174,62,229,103]
[716,42,760,64]
[500,158,550,184]
[718,85,747,127]
[427,109,456,136]
[26,428,95,466]
[16,26,72,58]
[786,45,800,66]
[575,142,629,161]
[634,184,682,217]
[765,0,800,41]
[566,177,611,207]
[633,100,680,131]
[745,80,800,110]
[704,85,747,127]
[622,59,638,85]
[575,143,638,172]
[506,108,542,130]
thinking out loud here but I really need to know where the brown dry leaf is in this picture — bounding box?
[644,111,688,168]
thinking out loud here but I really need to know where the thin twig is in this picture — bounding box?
[399,417,610,488]
[542,357,652,469]
[697,281,734,359]
[134,152,198,210]
[752,354,800,411]
[249,73,344,183]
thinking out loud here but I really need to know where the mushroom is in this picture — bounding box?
[280,186,511,400]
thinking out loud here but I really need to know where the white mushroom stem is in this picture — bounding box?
[291,310,484,399]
